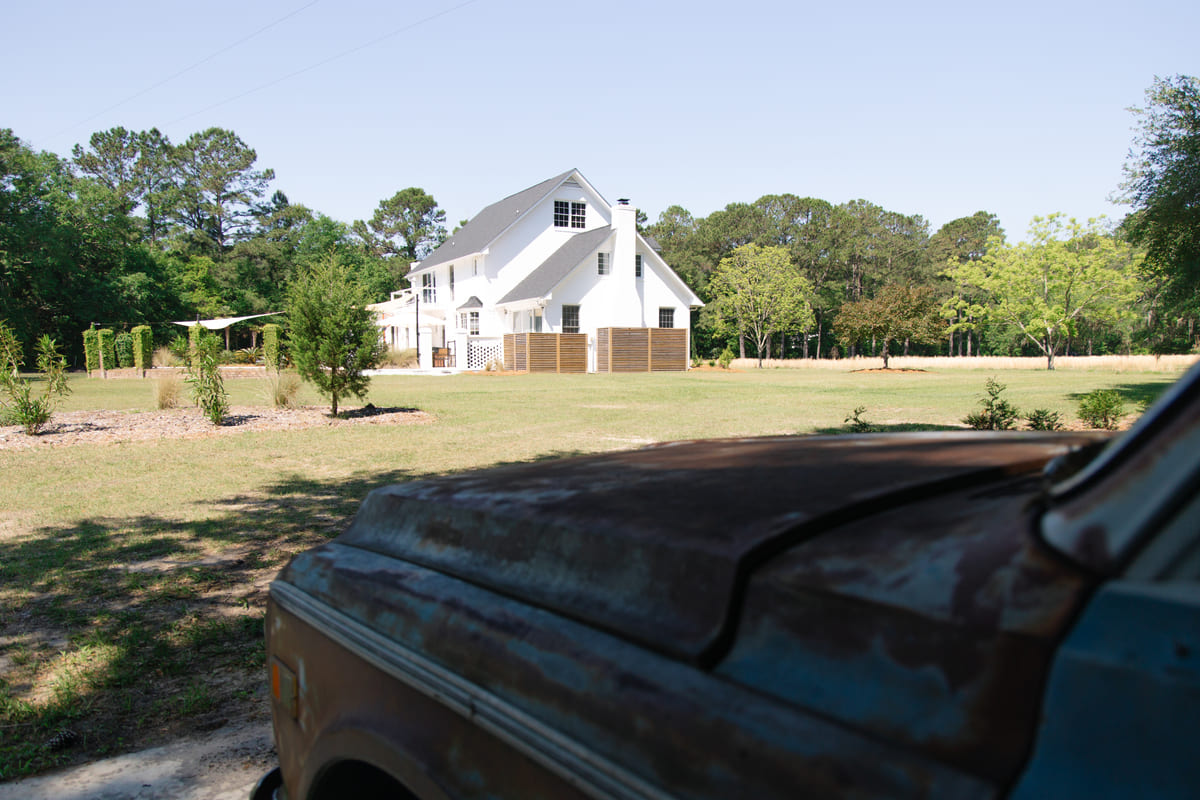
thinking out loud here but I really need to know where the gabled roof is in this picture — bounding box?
[456,295,483,310]
[413,169,579,272]
[497,226,613,306]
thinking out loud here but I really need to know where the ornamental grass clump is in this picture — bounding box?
[0,322,71,435]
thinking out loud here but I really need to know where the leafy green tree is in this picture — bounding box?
[708,244,815,367]
[353,188,447,284]
[169,127,275,251]
[1119,75,1200,350]
[186,332,229,425]
[950,215,1141,369]
[286,254,386,415]
[930,212,1004,356]
[833,284,945,368]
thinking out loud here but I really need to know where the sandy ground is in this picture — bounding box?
[0,720,275,800]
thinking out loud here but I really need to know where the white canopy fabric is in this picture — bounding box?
[377,314,446,329]
[172,313,282,330]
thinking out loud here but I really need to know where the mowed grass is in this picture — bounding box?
[0,363,1189,779]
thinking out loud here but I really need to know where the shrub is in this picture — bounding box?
[114,332,135,368]
[964,377,1020,430]
[0,324,71,435]
[187,324,204,361]
[168,335,189,364]
[379,348,418,368]
[1078,389,1125,430]
[83,329,100,373]
[1025,408,1065,431]
[98,329,116,371]
[232,347,260,365]
[132,326,153,371]
[154,372,183,409]
[844,406,877,433]
[262,324,281,371]
[186,333,229,425]
[718,346,735,369]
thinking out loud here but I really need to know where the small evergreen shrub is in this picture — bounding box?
[186,333,229,425]
[1025,408,1065,431]
[114,332,135,368]
[964,377,1020,430]
[1078,389,1125,430]
[98,329,116,371]
[132,326,153,371]
[83,329,100,373]
[718,346,735,369]
[262,324,281,371]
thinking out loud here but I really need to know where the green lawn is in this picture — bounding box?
[0,365,1188,778]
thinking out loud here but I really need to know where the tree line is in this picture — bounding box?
[0,125,446,364]
[1,75,1196,369]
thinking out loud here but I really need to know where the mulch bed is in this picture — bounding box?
[0,405,433,451]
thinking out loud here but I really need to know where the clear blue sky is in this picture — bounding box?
[4,0,1197,240]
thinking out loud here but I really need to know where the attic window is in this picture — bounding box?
[554,200,586,229]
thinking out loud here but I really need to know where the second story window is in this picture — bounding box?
[597,252,610,275]
[554,200,586,229]
[422,272,436,304]
[635,254,643,278]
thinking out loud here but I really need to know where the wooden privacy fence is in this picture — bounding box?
[597,327,688,373]
[503,333,588,373]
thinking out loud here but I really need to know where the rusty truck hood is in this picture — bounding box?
[295,431,1104,666]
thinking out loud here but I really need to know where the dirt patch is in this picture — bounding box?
[849,368,930,373]
[0,405,433,451]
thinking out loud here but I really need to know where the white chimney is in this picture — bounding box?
[611,198,642,326]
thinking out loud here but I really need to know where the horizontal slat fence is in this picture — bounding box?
[503,333,587,373]
[597,327,688,372]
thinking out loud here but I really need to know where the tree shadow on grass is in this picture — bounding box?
[809,423,966,436]
[1065,379,1178,410]
[0,450,593,779]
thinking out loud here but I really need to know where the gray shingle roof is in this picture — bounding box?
[413,169,577,272]
[456,295,483,310]
[497,226,613,305]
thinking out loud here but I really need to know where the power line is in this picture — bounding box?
[47,1,322,144]
[163,0,483,127]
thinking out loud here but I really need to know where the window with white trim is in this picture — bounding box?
[554,200,586,229]
[422,273,436,303]
[597,252,610,275]
[562,304,580,334]
[448,265,455,301]
[635,254,643,278]
[659,307,675,328]
[465,311,479,335]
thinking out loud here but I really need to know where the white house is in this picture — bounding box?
[376,169,702,372]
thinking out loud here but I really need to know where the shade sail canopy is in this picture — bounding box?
[172,313,282,330]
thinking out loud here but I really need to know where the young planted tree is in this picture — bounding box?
[833,284,945,369]
[286,254,386,416]
[707,244,815,367]
[949,215,1141,369]
[0,321,71,435]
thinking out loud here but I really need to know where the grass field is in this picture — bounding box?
[0,362,1192,779]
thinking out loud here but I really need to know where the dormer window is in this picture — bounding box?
[554,200,586,229]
